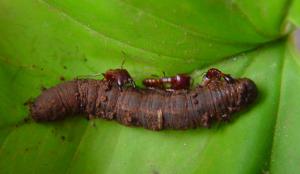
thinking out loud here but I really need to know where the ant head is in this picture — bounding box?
[205,68,223,79]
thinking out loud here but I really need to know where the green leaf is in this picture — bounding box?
[0,0,299,174]
[270,41,300,174]
[289,0,300,26]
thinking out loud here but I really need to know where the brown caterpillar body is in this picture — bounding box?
[30,77,257,130]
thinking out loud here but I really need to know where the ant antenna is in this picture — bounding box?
[200,71,207,78]
[121,51,127,69]
[191,78,195,87]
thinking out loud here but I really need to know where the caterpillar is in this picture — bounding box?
[29,68,258,131]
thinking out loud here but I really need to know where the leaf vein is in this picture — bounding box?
[38,0,185,61]
[120,0,256,45]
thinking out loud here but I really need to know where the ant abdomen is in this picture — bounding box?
[143,74,191,90]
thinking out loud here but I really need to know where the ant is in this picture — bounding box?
[102,68,136,90]
[78,52,136,90]
[202,68,235,85]
[143,73,191,90]
[102,53,136,90]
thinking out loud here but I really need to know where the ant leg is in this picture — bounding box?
[117,85,123,91]
[201,75,211,86]
[150,74,159,78]
[166,88,175,92]
[223,74,235,83]
[129,78,136,88]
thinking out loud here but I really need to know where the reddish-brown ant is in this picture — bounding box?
[102,68,135,90]
[102,54,136,90]
[202,68,234,85]
[143,73,191,90]
[77,52,136,90]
